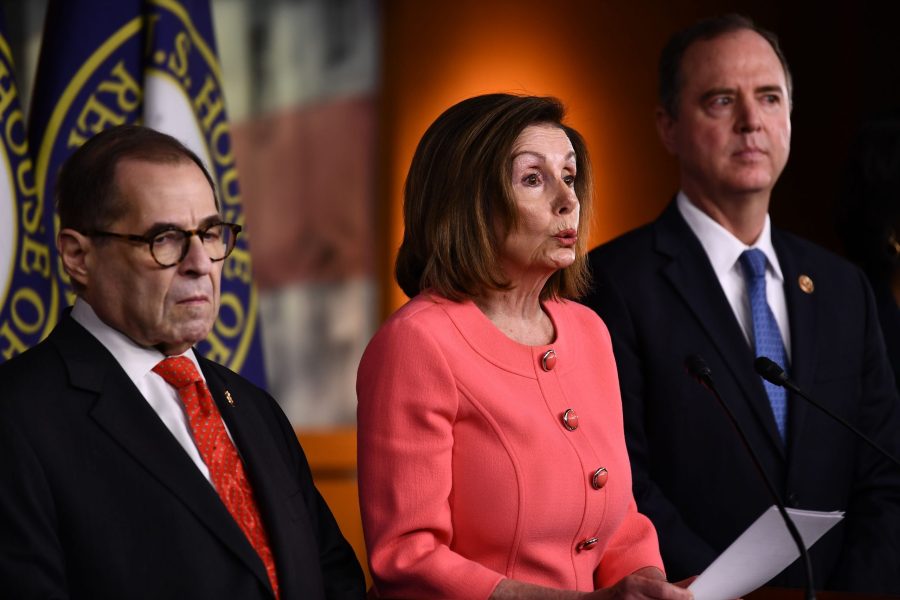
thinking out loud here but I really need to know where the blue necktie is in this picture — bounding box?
[740,249,788,441]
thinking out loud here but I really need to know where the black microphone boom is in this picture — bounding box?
[685,354,816,600]
[754,356,900,469]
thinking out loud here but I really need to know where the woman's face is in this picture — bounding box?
[499,123,580,282]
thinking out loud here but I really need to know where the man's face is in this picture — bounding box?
[658,28,792,204]
[82,158,222,355]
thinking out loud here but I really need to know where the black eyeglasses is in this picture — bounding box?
[87,222,242,268]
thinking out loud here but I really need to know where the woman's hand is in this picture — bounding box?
[585,568,693,600]
[490,568,693,600]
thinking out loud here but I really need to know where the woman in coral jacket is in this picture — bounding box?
[357,94,692,600]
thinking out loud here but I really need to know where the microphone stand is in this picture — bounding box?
[754,356,900,469]
[685,355,816,600]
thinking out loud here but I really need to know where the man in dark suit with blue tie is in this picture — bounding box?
[583,15,900,592]
[0,125,365,598]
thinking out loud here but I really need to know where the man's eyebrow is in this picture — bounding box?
[699,84,784,102]
[198,214,224,228]
[699,87,736,102]
[142,214,222,235]
[755,85,784,95]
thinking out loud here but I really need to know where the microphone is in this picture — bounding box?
[685,355,816,600]
[684,354,713,385]
[754,356,900,469]
[753,356,798,391]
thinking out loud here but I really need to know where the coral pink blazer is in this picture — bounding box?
[357,294,663,598]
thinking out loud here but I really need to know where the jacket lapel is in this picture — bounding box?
[50,317,272,595]
[654,203,787,456]
[772,232,818,449]
[200,359,308,597]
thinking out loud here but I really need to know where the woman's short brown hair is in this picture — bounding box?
[396,93,593,301]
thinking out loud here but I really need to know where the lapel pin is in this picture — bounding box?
[798,274,814,294]
[224,390,235,406]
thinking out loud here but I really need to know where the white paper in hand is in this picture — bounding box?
[688,505,843,600]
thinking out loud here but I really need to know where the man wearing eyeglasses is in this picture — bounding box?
[0,125,365,599]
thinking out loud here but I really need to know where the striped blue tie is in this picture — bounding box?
[740,249,788,441]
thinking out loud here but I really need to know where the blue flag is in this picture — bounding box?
[0,10,59,361]
[29,0,268,387]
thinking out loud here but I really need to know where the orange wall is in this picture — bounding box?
[378,1,711,315]
[377,2,899,318]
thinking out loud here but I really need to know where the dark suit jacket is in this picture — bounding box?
[0,314,365,599]
[872,278,900,393]
[583,201,900,593]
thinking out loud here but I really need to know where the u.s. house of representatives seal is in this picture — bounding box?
[33,0,258,373]
[0,31,58,359]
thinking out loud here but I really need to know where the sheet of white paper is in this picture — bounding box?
[688,505,843,600]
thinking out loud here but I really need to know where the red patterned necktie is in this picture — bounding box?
[153,356,279,598]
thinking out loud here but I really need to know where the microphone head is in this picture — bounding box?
[754,356,788,386]
[684,354,713,385]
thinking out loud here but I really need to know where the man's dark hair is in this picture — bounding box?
[658,14,793,117]
[56,124,217,232]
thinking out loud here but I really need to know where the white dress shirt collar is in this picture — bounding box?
[676,191,783,283]
[70,299,203,383]
[676,191,791,358]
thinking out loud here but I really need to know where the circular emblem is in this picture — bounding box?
[0,32,57,358]
[33,1,258,373]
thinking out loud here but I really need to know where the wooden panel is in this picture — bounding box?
[296,427,370,587]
